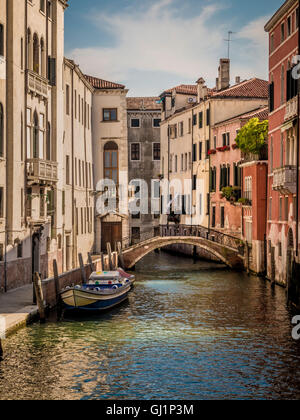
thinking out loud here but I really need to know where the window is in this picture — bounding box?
[0,187,3,218]
[278,242,282,257]
[269,81,274,112]
[40,0,45,12]
[245,221,252,244]
[153,143,160,161]
[131,143,140,161]
[131,118,140,128]
[285,197,289,221]
[270,137,273,173]
[211,206,216,228]
[281,65,285,105]
[244,176,252,203]
[206,108,210,126]
[222,133,230,146]
[193,144,197,162]
[221,207,225,228]
[193,114,197,126]
[279,197,283,221]
[153,118,161,128]
[199,112,203,129]
[269,198,272,220]
[132,227,140,242]
[0,24,3,57]
[193,175,197,191]
[103,108,117,122]
[281,22,285,43]
[17,241,23,259]
[66,155,70,185]
[175,155,178,173]
[33,33,39,74]
[179,122,184,137]
[199,142,202,161]
[0,103,3,157]
[104,142,118,184]
[0,244,3,262]
[65,85,70,115]
[47,1,53,19]
[205,140,210,158]
[287,16,292,37]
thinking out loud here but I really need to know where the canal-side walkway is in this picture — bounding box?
[0,285,38,338]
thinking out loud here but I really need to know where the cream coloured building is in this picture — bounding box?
[160,59,268,258]
[86,75,130,253]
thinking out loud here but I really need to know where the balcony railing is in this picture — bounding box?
[284,96,298,122]
[273,165,297,195]
[26,70,49,99]
[26,159,58,184]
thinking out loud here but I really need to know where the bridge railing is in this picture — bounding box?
[160,224,245,256]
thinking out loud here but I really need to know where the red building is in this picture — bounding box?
[265,0,300,294]
[210,107,269,274]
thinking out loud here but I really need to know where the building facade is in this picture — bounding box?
[159,59,269,264]
[265,0,300,291]
[86,75,130,253]
[127,97,161,244]
[63,58,94,272]
[0,0,69,292]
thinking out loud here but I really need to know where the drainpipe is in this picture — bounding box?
[167,123,170,228]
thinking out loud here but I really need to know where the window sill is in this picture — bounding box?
[102,120,119,123]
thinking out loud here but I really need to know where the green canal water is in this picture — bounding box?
[0,252,300,400]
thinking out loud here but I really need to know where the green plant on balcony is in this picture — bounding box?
[236,118,268,155]
[221,186,241,204]
[238,197,252,206]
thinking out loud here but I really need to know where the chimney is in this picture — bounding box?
[218,58,230,90]
[235,76,241,84]
[196,77,208,102]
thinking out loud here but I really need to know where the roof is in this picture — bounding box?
[265,0,296,32]
[127,97,161,111]
[212,78,269,99]
[84,75,125,90]
[163,84,198,96]
[214,106,269,127]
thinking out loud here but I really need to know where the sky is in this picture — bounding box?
[65,0,284,97]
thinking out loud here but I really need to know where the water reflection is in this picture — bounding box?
[0,252,300,400]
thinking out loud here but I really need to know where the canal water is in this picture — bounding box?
[0,252,300,400]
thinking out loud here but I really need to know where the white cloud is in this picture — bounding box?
[67,0,269,96]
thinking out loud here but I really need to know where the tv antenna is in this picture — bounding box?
[225,31,236,59]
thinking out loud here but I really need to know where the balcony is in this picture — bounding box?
[26,70,49,100]
[273,165,297,195]
[26,159,58,185]
[284,96,298,122]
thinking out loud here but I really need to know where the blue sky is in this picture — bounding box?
[65,0,283,96]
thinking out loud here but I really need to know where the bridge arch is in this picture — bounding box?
[122,236,244,270]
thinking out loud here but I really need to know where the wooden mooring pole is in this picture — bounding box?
[33,272,46,323]
[117,242,125,269]
[88,252,95,273]
[107,243,113,271]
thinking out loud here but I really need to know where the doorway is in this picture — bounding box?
[101,222,122,252]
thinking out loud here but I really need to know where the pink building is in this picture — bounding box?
[265,0,300,296]
[210,107,269,274]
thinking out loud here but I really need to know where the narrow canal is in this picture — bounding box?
[0,252,300,400]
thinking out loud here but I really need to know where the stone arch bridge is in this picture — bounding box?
[121,225,246,270]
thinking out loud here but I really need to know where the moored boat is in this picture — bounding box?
[60,269,135,312]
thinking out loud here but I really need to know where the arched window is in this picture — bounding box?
[104,142,118,184]
[0,103,3,157]
[40,0,45,13]
[33,112,39,158]
[33,33,39,74]
[40,38,45,77]
[27,29,32,70]
[46,122,51,161]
